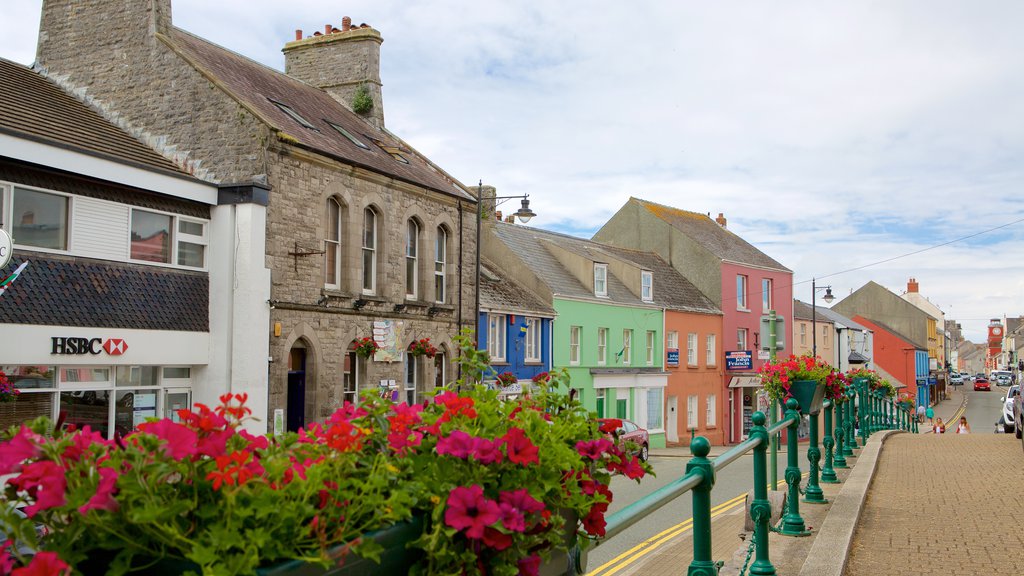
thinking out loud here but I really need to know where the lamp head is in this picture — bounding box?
[823,287,835,304]
[514,198,536,223]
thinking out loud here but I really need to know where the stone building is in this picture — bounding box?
[34,1,477,432]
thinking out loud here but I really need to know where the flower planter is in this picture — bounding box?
[788,379,824,415]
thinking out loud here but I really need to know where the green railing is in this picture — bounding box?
[599,388,916,576]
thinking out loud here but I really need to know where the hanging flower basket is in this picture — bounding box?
[758,354,832,414]
[354,336,380,358]
[408,338,438,359]
[0,371,19,403]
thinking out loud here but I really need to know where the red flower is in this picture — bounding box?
[598,419,622,434]
[498,489,545,532]
[0,426,42,475]
[518,554,542,576]
[137,419,198,461]
[10,460,66,517]
[12,551,70,576]
[501,427,539,466]
[78,467,119,515]
[582,501,609,537]
[444,485,502,539]
[482,526,513,550]
[436,430,477,459]
[575,438,614,460]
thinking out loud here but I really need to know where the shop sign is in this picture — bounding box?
[666,348,679,366]
[726,350,753,370]
[51,337,129,356]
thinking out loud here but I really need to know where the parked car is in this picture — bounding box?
[598,417,650,462]
[1013,384,1024,440]
[991,370,1012,387]
[974,377,991,392]
[961,373,974,383]
[1001,385,1020,434]
[950,373,963,385]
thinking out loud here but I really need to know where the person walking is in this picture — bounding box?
[916,403,926,424]
[956,416,971,434]
[932,418,945,434]
[925,404,935,425]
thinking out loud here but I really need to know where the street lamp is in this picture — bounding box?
[811,278,834,359]
[474,181,537,327]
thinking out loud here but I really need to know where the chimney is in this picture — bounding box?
[715,213,727,227]
[494,211,503,221]
[283,16,385,128]
[477,184,497,220]
[907,277,919,293]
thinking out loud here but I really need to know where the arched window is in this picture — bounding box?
[324,198,342,289]
[362,208,377,294]
[434,227,448,304]
[406,219,419,299]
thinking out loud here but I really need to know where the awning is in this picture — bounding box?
[728,376,761,388]
[848,351,870,364]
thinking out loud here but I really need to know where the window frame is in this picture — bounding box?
[130,207,208,270]
[324,198,342,289]
[597,327,608,366]
[737,328,748,351]
[405,219,419,299]
[570,326,581,365]
[434,227,447,304]
[761,278,773,311]
[362,208,377,295]
[641,270,653,302]
[706,334,717,366]
[706,394,717,427]
[736,274,749,310]
[645,330,656,366]
[687,394,698,429]
[525,318,541,363]
[594,263,608,297]
[488,314,507,362]
[622,329,632,365]
[687,333,698,366]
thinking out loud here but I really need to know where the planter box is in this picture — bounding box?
[789,379,824,415]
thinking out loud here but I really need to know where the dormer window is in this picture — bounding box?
[269,99,316,130]
[641,270,653,302]
[594,263,608,297]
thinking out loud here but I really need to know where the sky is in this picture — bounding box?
[3,1,1023,343]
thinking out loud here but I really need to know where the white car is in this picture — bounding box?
[1014,385,1024,440]
[1002,385,1020,435]
[950,373,963,385]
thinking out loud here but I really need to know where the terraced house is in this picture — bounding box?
[32,0,477,432]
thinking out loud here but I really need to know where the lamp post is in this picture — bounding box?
[811,278,834,359]
[474,181,536,339]
[804,278,834,505]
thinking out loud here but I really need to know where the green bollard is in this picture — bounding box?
[804,409,826,503]
[748,412,777,576]
[779,399,810,536]
[686,437,719,576]
[833,399,848,468]
[821,402,839,482]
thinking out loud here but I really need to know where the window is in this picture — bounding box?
[270,99,316,129]
[641,271,653,302]
[822,325,829,346]
[687,395,698,429]
[525,318,541,362]
[706,394,717,426]
[645,388,663,430]
[327,121,370,149]
[362,208,377,294]
[404,353,417,405]
[736,275,748,309]
[594,264,608,297]
[646,331,656,365]
[130,209,207,268]
[706,334,717,366]
[597,328,608,365]
[570,326,581,365]
[687,333,698,366]
[800,324,807,345]
[762,278,773,311]
[667,331,679,350]
[10,187,69,250]
[621,330,632,364]
[325,198,342,288]
[343,350,358,404]
[737,328,748,351]
[405,220,418,299]
[488,314,507,362]
[434,227,447,303]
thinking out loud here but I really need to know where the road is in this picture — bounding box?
[962,381,1014,434]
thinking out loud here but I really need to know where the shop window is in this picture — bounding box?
[130,208,206,269]
[10,187,69,250]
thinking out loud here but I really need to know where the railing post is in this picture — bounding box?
[854,378,869,447]
[844,388,857,456]
[686,437,719,576]
[833,398,848,468]
[821,401,838,482]
[748,412,776,576]
[804,408,826,503]
[779,399,809,535]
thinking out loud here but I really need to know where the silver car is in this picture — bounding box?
[1003,385,1020,435]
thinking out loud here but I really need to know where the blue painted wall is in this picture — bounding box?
[478,312,552,382]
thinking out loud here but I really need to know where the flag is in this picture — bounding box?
[0,261,28,297]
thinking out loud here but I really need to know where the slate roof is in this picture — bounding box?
[167,29,472,201]
[792,300,871,332]
[0,58,189,178]
[0,255,208,332]
[479,259,556,317]
[631,198,791,271]
[489,221,720,314]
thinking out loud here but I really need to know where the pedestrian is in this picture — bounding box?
[932,418,945,434]
[925,404,934,425]
[956,416,971,434]
[916,403,925,423]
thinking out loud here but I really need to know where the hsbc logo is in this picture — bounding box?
[51,337,129,356]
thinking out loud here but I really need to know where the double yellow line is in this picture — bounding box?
[587,472,810,576]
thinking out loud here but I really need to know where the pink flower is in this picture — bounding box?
[471,437,504,465]
[78,467,119,515]
[498,489,545,532]
[136,419,198,461]
[10,460,66,517]
[501,427,539,466]
[444,485,501,539]
[239,429,269,451]
[436,430,477,459]
[12,551,70,576]
[197,427,235,458]
[0,427,42,475]
[575,438,614,460]
[61,426,107,462]
[518,554,542,576]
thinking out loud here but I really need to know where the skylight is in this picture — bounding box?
[269,99,316,130]
[327,121,370,150]
[370,138,410,164]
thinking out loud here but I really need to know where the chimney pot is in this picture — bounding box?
[715,212,727,227]
[907,278,919,293]
[325,24,332,34]
[494,211,503,221]
[295,29,303,41]
[342,16,351,31]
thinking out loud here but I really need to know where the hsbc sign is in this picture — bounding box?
[51,337,129,356]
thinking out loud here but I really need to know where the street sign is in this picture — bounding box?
[759,314,785,350]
